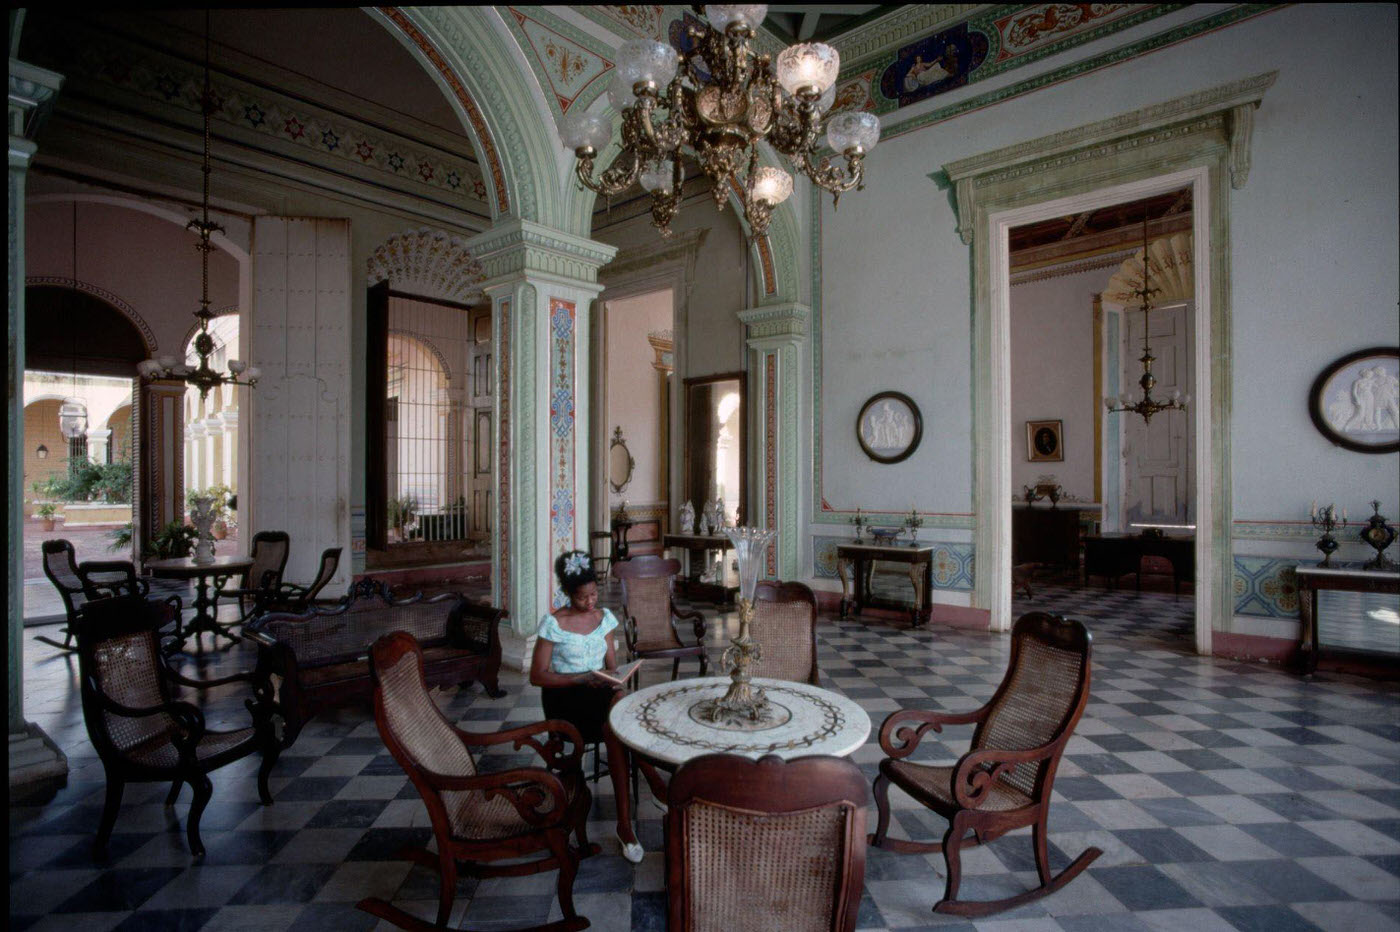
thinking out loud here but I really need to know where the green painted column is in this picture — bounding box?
[10,58,69,798]
[740,303,809,581]
[469,220,616,667]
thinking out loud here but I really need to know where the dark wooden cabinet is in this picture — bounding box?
[1083,533,1194,595]
[1012,507,1080,571]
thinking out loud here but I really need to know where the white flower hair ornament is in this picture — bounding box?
[564,551,591,575]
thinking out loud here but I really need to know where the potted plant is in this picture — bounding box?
[35,502,58,532]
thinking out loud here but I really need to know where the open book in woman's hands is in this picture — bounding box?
[594,660,643,686]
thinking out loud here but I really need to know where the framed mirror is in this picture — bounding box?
[609,426,635,493]
[684,372,746,529]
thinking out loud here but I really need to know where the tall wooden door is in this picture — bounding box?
[1121,302,1194,526]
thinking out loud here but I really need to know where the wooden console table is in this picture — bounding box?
[1295,563,1400,675]
[836,543,933,627]
[662,533,736,607]
[1083,533,1195,596]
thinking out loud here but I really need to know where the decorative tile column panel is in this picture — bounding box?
[10,57,67,797]
[470,219,616,646]
[740,303,809,581]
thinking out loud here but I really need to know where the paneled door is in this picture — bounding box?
[1120,302,1194,526]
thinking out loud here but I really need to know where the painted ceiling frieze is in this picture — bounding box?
[505,7,614,116]
[366,229,487,305]
[52,35,490,208]
[593,6,668,41]
[830,3,1186,116]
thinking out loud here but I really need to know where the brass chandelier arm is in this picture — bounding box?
[576,149,643,199]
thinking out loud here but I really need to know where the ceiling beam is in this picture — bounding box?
[798,11,821,39]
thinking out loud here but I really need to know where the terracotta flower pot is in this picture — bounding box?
[212,520,228,540]
[40,517,55,532]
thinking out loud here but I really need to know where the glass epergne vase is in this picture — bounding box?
[694,526,777,725]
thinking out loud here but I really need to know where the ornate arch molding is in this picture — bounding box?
[369,6,563,227]
[939,71,1276,649]
[25,276,157,355]
[367,228,486,305]
[387,329,453,384]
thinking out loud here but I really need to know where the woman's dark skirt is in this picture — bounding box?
[540,683,612,745]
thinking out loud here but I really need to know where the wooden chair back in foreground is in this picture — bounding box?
[752,580,820,685]
[38,539,177,651]
[666,753,868,932]
[868,611,1100,917]
[356,631,595,932]
[75,593,276,859]
[615,555,709,680]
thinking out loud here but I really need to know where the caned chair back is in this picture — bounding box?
[971,612,1091,798]
[246,530,291,591]
[667,754,868,932]
[371,632,509,840]
[42,539,89,619]
[76,596,178,758]
[752,581,820,685]
[302,547,342,601]
[617,556,683,648]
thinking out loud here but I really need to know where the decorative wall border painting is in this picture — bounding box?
[1026,419,1063,462]
[857,391,922,464]
[1308,346,1399,454]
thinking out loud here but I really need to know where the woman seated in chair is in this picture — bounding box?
[530,550,644,863]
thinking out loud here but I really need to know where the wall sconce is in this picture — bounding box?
[36,444,49,460]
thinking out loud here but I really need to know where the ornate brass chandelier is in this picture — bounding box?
[559,4,880,239]
[138,12,257,400]
[1104,211,1188,424]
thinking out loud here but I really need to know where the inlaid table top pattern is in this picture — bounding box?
[609,676,871,767]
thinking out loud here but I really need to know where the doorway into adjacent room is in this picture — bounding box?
[1006,186,1198,647]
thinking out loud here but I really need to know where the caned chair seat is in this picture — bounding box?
[125,726,258,770]
[883,760,1033,813]
[446,772,584,842]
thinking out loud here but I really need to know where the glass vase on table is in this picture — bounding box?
[694,526,777,725]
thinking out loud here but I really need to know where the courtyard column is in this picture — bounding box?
[739,303,809,581]
[9,56,67,799]
[220,409,238,490]
[469,219,616,669]
[86,427,111,464]
[141,379,186,538]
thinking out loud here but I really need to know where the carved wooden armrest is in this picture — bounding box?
[88,682,206,743]
[415,765,569,827]
[878,706,987,758]
[672,606,707,644]
[453,718,585,774]
[950,744,1057,810]
[162,665,261,691]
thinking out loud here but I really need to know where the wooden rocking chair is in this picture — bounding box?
[357,631,595,932]
[868,611,1101,917]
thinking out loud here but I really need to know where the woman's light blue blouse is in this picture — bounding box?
[536,609,619,674]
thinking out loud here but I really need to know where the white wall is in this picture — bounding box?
[1009,265,1110,501]
[815,3,1399,549]
[604,289,671,509]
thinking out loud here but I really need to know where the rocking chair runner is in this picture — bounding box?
[615,556,708,680]
[357,631,596,932]
[868,611,1101,918]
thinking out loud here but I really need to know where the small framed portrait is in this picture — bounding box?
[857,391,922,464]
[1308,346,1399,454]
[1026,419,1063,462]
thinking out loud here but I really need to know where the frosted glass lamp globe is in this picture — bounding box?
[826,111,881,154]
[750,166,792,205]
[703,5,767,35]
[559,110,612,152]
[615,39,678,88]
[775,42,839,98]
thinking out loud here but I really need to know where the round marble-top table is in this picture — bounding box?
[609,676,871,767]
[147,555,253,646]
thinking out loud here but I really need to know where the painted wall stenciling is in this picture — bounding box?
[764,352,777,575]
[50,31,490,209]
[812,535,975,591]
[590,6,667,41]
[505,8,614,115]
[365,229,487,305]
[497,297,512,611]
[549,297,577,608]
[1233,556,1299,619]
[872,5,1278,144]
[377,6,510,215]
[831,4,1185,118]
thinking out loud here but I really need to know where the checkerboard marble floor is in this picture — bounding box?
[11,583,1400,931]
